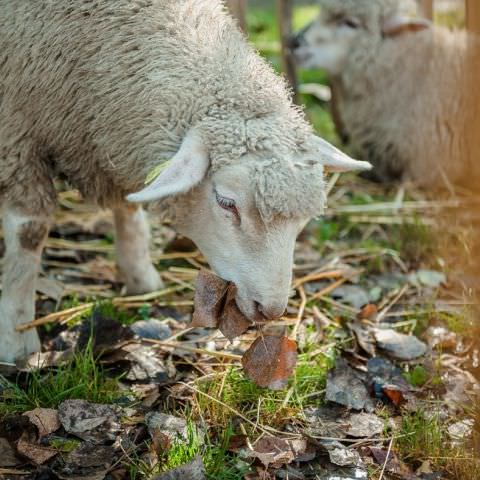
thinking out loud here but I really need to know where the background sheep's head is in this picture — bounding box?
[128,129,371,321]
[291,0,430,75]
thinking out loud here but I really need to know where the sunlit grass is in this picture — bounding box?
[0,337,121,416]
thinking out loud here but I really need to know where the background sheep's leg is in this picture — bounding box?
[113,204,163,295]
[0,208,51,363]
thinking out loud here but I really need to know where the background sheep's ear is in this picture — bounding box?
[313,136,372,172]
[127,130,209,203]
[382,15,431,37]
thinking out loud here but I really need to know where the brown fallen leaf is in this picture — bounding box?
[358,303,378,320]
[247,436,308,469]
[191,270,228,328]
[23,408,60,439]
[242,335,297,390]
[218,284,252,341]
[16,438,57,465]
[0,438,20,467]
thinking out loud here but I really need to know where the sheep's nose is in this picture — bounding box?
[255,301,286,321]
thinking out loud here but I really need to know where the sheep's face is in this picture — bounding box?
[291,9,364,75]
[128,130,371,321]
[173,161,306,321]
[291,0,427,75]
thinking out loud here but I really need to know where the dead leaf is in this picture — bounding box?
[345,413,384,438]
[349,323,376,356]
[191,270,228,328]
[369,446,413,478]
[23,408,60,439]
[123,344,173,383]
[53,443,116,480]
[17,438,57,465]
[247,437,307,469]
[242,335,297,390]
[131,319,172,341]
[358,304,378,321]
[58,399,121,444]
[327,445,361,468]
[152,455,206,480]
[0,438,20,467]
[325,358,374,411]
[424,326,457,350]
[146,412,192,453]
[373,329,427,360]
[303,406,349,439]
[16,350,74,371]
[218,284,252,341]
[367,357,414,408]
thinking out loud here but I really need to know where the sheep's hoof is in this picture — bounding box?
[124,265,164,295]
[1,328,41,363]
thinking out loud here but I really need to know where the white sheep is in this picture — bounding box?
[0,0,370,362]
[292,0,480,186]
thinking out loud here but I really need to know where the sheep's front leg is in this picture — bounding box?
[113,204,163,295]
[0,208,51,363]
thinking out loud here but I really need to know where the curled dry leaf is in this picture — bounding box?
[218,284,252,341]
[191,270,228,328]
[192,270,251,339]
[242,335,297,390]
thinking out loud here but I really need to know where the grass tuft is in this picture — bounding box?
[0,337,120,416]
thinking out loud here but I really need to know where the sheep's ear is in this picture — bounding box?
[382,15,431,37]
[313,136,372,172]
[127,130,209,203]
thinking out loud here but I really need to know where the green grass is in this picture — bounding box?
[396,410,480,479]
[193,337,336,434]
[0,337,120,416]
[128,420,250,480]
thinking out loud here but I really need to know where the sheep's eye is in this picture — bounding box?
[215,191,239,217]
[341,18,360,29]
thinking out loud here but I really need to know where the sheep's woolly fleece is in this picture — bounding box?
[318,0,418,25]
[0,0,326,220]
[318,0,480,186]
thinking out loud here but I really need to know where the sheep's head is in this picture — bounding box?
[291,0,430,75]
[128,129,371,321]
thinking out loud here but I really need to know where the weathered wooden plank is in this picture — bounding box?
[466,0,480,34]
[226,0,247,32]
[276,0,298,102]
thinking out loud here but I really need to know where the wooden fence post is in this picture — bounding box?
[226,0,247,32]
[466,0,480,34]
[276,0,298,102]
[418,0,434,20]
